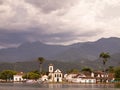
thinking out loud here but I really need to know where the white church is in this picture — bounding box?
[48,64,63,83]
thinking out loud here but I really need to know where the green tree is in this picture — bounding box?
[38,57,45,74]
[99,52,110,66]
[114,67,120,81]
[31,70,39,74]
[67,69,80,74]
[107,66,114,73]
[81,67,92,73]
[0,70,16,81]
[22,72,40,80]
[99,52,110,82]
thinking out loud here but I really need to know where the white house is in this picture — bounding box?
[94,71,114,83]
[41,75,48,81]
[48,64,63,83]
[64,74,78,82]
[73,77,96,83]
[68,71,114,83]
[65,72,96,83]
[13,72,24,82]
[54,69,62,82]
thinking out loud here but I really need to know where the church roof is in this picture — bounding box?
[14,72,24,76]
[54,69,61,73]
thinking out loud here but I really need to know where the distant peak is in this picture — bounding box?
[97,37,120,42]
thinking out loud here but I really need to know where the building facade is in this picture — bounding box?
[48,64,63,83]
[64,71,114,83]
[13,72,24,82]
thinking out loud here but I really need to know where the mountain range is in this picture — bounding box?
[0,37,120,69]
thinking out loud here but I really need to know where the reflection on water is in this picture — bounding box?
[115,83,120,88]
[48,83,120,88]
[0,83,119,90]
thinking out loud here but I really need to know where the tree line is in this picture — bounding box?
[0,53,120,82]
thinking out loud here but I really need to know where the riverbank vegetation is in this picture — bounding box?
[0,66,120,83]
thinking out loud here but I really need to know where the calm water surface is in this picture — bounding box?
[0,83,119,90]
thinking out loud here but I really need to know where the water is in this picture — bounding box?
[0,83,119,90]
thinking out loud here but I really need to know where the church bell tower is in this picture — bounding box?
[49,64,53,73]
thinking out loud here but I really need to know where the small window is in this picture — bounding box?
[50,67,52,70]
[15,78,17,81]
[19,78,21,81]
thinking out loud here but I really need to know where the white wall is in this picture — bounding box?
[14,75,23,82]
[54,73,62,82]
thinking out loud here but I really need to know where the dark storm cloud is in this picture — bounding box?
[38,31,76,42]
[0,30,29,44]
[0,28,75,47]
[25,0,79,13]
[0,0,4,5]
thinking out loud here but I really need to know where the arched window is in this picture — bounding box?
[50,67,52,70]
[60,74,61,77]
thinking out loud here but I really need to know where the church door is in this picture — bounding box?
[57,78,59,82]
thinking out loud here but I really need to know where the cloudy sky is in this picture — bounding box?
[0,0,120,48]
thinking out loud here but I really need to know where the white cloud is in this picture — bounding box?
[0,0,120,48]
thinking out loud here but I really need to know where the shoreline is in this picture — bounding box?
[1,81,120,84]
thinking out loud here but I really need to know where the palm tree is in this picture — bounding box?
[38,57,45,74]
[99,52,110,66]
[99,52,110,82]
